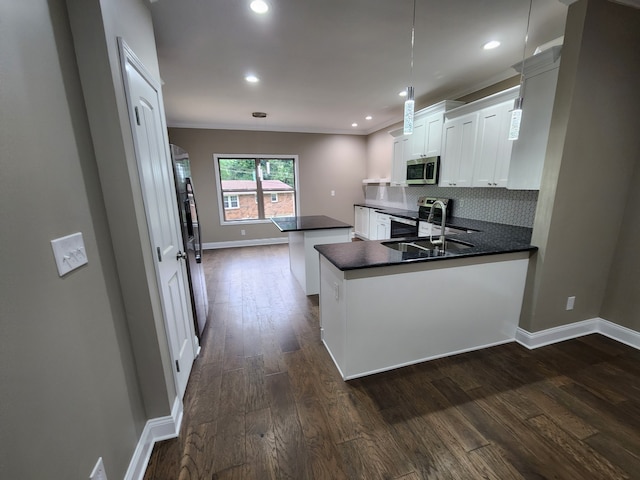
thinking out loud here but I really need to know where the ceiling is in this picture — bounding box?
[149,0,574,135]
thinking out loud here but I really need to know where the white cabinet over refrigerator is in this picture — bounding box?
[508,46,562,190]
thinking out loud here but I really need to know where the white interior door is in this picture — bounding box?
[119,40,196,399]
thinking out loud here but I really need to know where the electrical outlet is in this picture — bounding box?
[330,190,335,196]
[566,296,575,310]
[241,229,246,236]
[89,457,107,480]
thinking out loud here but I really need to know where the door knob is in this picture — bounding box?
[176,251,187,260]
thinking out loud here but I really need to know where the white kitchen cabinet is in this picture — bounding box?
[404,100,464,161]
[472,101,514,187]
[375,213,390,240]
[441,87,519,188]
[508,46,562,190]
[423,112,446,157]
[319,252,530,380]
[390,100,463,186]
[368,209,378,240]
[354,206,370,239]
[439,112,478,187]
[391,134,409,186]
[406,114,427,160]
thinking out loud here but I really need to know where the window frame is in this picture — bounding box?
[213,154,300,225]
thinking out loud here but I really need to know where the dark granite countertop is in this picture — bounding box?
[271,215,352,232]
[317,206,536,271]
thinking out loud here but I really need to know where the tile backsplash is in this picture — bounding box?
[365,185,538,227]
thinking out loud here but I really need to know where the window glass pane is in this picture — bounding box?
[260,158,295,218]
[218,159,259,221]
[216,156,297,222]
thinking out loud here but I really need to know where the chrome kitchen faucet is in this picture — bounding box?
[427,199,447,247]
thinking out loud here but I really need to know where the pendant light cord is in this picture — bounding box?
[410,0,416,84]
[518,0,533,99]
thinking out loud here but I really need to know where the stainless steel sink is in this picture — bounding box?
[382,239,473,256]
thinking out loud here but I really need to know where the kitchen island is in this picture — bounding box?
[315,218,537,380]
[271,215,352,295]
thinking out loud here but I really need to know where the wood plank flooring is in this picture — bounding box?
[144,244,640,479]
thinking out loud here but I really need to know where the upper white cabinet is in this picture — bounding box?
[508,46,562,190]
[391,133,409,186]
[472,101,514,187]
[390,100,463,186]
[441,87,519,188]
[440,112,478,187]
[405,100,464,160]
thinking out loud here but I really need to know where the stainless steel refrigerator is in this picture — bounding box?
[171,144,208,339]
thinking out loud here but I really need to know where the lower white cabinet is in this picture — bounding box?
[319,252,530,380]
[354,206,370,239]
[375,213,390,240]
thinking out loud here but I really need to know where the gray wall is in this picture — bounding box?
[520,0,640,332]
[0,0,148,478]
[168,128,367,244]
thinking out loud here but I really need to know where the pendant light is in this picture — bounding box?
[403,0,417,135]
[508,0,533,141]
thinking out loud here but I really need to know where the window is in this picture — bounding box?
[214,155,299,223]
[223,194,239,209]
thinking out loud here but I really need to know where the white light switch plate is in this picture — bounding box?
[51,232,88,276]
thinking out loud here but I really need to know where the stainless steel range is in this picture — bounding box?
[417,196,451,220]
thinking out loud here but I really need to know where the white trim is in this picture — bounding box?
[599,318,640,350]
[125,396,183,480]
[203,237,288,250]
[516,317,640,351]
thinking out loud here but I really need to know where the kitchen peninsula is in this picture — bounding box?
[315,218,537,380]
[271,215,352,295]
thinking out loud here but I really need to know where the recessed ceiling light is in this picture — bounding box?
[352,123,358,127]
[399,90,407,97]
[250,0,269,14]
[483,40,501,50]
[245,74,260,83]
[365,116,373,120]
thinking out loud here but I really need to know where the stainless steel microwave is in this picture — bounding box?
[406,156,439,185]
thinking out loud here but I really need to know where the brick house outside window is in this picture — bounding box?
[221,180,295,221]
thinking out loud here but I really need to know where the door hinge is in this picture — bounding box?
[134,106,141,126]
[156,246,162,262]
[175,360,180,373]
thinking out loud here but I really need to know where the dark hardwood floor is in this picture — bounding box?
[144,244,640,479]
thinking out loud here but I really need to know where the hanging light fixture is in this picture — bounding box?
[509,0,533,141]
[403,0,417,135]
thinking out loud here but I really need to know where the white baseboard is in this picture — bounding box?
[125,396,183,480]
[203,237,288,250]
[516,317,640,351]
